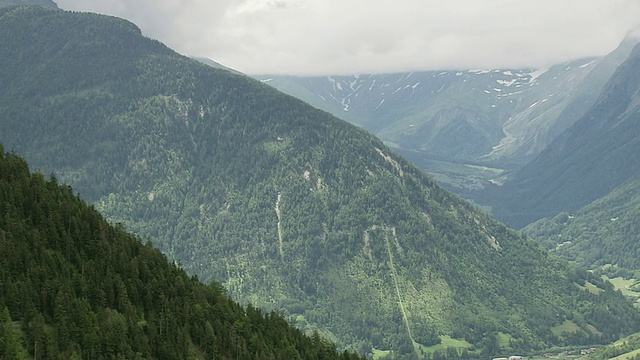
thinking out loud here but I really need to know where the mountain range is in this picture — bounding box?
[255,36,636,174]
[1,3,640,359]
[484,41,640,228]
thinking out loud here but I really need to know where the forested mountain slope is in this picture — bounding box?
[0,6,639,358]
[0,146,362,360]
[524,175,640,277]
[483,42,640,229]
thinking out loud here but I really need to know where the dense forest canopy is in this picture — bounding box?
[0,145,363,360]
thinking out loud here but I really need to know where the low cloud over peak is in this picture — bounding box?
[56,0,640,75]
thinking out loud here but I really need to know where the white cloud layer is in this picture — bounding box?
[55,0,640,75]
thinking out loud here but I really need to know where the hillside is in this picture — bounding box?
[586,332,640,360]
[524,175,640,278]
[0,6,639,358]
[483,41,640,229]
[0,146,362,359]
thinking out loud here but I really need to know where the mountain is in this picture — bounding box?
[255,41,635,167]
[257,63,599,167]
[486,35,637,166]
[1,6,639,357]
[483,41,640,229]
[259,69,530,162]
[0,0,57,9]
[0,146,362,360]
[254,37,636,192]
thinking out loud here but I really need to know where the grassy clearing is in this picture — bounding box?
[373,348,391,360]
[586,324,602,336]
[552,320,583,337]
[438,336,473,349]
[603,276,640,308]
[605,277,640,298]
[584,282,603,294]
[498,332,515,349]
[413,336,474,356]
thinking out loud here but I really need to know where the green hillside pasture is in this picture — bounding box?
[372,348,391,360]
[372,336,474,360]
[552,320,588,338]
[414,336,474,356]
[585,282,604,295]
[498,332,516,350]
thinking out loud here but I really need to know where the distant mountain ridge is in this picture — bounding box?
[1,6,639,357]
[260,68,532,161]
[488,35,637,164]
[255,38,635,170]
[250,37,637,202]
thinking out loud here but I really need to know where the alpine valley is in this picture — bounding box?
[1,4,640,360]
[254,35,637,192]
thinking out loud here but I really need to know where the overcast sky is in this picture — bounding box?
[55,0,640,75]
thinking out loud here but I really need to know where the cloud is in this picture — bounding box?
[56,0,640,75]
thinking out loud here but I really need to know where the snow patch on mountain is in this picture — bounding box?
[528,68,549,84]
[468,69,492,74]
[497,79,517,87]
[579,60,596,68]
